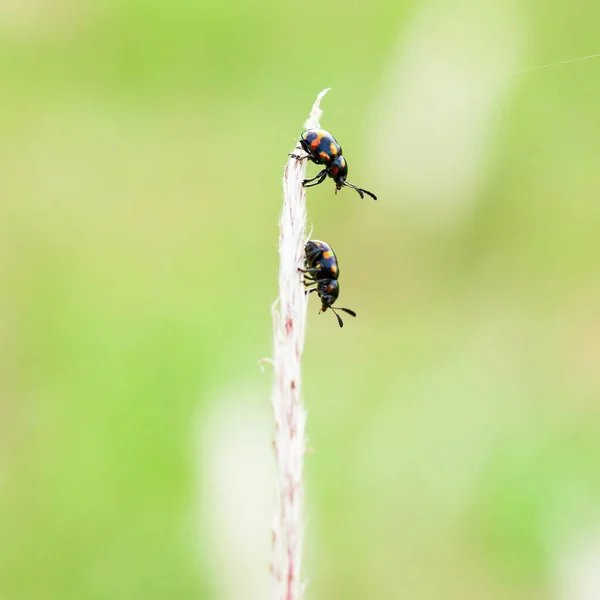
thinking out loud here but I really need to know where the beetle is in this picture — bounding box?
[290,129,377,200]
[299,240,357,328]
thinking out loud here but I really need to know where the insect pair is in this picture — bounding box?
[290,129,377,201]
[300,240,356,328]
[292,129,374,327]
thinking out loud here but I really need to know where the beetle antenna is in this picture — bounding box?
[343,181,377,201]
[330,308,344,328]
[330,307,357,328]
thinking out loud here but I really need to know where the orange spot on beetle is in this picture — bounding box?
[319,151,329,160]
[330,142,337,155]
[310,131,323,149]
[331,166,339,177]
[323,251,332,259]
[331,265,337,274]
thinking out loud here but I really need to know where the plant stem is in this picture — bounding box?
[270,88,330,600]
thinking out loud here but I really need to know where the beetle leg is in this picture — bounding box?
[302,169,327,187]
[303,170,324,183]
[289,153,310,161]
[298,267,321,275]
[304,279,329,287]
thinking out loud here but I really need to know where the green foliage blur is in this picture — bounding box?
[2,1,600,599]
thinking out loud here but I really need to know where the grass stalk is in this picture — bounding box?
[270,88,330,600]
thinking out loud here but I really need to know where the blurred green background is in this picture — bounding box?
[2,1,600,599]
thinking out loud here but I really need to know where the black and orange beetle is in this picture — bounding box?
[290,129,377,200]
[299,240,357,328]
